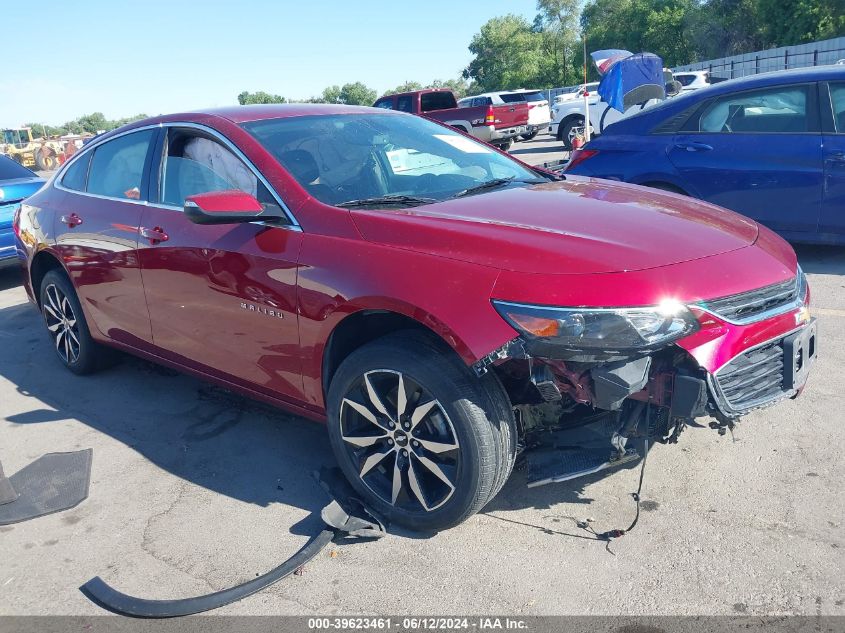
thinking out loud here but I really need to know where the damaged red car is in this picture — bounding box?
[14,105,817,531]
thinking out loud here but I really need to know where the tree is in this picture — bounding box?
[237,90,286,105]
[384,81,423,96]
[535,0,581,87]
[320,85,342,103]
[691,0,765,59]
[339,82,378,105]
[319,82,378,105]
[464,14,547,92]
[581,0,699,68]
[428,78,471,99]
[757,0,845,46]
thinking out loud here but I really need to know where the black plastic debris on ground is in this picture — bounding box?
[0,449,92,525]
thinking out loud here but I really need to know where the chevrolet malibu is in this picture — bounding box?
[14,105,817,531]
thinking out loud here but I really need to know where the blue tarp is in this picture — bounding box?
[592,52,666,112]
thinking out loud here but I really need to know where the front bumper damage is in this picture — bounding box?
[473,314,818,487]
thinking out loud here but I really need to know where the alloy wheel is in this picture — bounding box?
[43,283,81,365]
[339,369,460,512]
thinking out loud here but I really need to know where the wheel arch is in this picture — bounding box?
[29,249,66,307]
[320,304,476,404]
[556,113,585,139]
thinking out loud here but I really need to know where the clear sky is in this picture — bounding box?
[4,0,538,128]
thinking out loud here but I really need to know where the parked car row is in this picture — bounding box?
[374,88,551,151]
[0,155,44,268]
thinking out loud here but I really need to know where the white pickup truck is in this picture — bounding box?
[549,93,662,150]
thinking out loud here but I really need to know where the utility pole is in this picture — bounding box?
[583,33,591,143]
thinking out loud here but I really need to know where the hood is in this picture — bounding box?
[351,177,759,275]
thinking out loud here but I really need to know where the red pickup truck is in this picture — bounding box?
[373,89,529,150]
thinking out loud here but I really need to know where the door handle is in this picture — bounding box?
[675,142,713,152]
[60,213,83,228]
[827,151,845,163]
[140,226,169,245]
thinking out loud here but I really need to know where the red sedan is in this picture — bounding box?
[14,105,816,531]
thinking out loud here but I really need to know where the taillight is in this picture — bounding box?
[485,105,495,124]
[13,206,22,238]
[564,149,599,171]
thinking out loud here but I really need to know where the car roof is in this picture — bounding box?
[127,104,390,128]
[687,65,845,95]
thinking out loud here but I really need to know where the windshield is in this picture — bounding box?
[242,113,541,207]
[0,155,36,181]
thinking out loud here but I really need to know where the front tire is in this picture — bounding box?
[326,331,515,532]
[559,117,584,150]
[40,269,109,375]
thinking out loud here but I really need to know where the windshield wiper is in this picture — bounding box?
[451,177,549,199]
[335,194,437,208]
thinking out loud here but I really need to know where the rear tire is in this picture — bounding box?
[39,269,111,375]
[495,140,513,152]
[326,330,516,532]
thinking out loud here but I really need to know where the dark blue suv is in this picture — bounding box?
[0,156,44,267]
[565,66,845,245]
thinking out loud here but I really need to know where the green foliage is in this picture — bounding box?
[580,0,845,69]
[237,90,287,105]
[581,0,699,67]
[463,14,548,92]
[535,0,581,86]
[22,112,148,137]
[757,0,845,46]
[312,82,378,105]
[384,81,424,96]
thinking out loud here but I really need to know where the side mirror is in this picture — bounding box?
[183,190,284,225]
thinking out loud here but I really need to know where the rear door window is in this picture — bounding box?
[698,86,810,133]
[397,96,413,112]
[500,93,527,103]
[86,129,155,200]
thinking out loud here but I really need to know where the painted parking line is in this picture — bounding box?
[813,307,845,318]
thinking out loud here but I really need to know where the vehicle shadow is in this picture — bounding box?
[0,267,24,291]
[0,299,333,537]
[0,297,616,538]
[794,244,845,275]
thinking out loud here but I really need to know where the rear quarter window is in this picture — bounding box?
[61,153,91,192]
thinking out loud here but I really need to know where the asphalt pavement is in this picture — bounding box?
[1,134,843,617]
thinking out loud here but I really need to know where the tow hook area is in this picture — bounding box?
[80,468,386,618]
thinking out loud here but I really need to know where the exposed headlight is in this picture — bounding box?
[492,299,700,352]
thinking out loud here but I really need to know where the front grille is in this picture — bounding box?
[715,340,786,413]
[702,274,802,323]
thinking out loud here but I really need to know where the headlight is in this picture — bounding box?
[492,299,700,352]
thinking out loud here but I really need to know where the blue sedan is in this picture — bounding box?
[565,66,845,244]
[0,156,44,267]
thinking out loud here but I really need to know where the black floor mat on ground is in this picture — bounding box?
[0,449,92,525]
